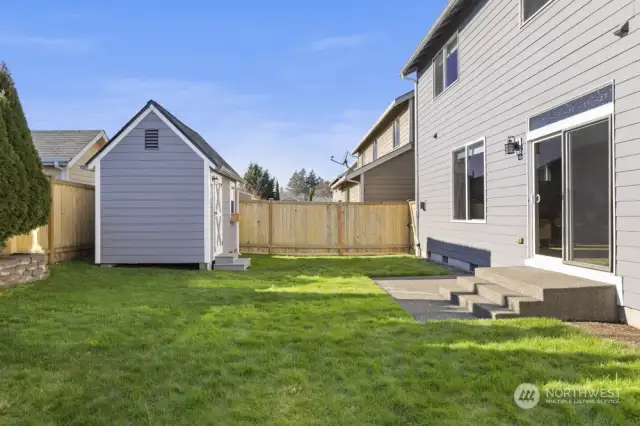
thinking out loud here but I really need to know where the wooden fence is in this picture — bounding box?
[2,178,95,263]
[239,200,412,256]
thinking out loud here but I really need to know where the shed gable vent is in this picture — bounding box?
[144,129,159,150]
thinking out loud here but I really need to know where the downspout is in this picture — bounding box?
[402,74,421,257]
[53,161,66,180]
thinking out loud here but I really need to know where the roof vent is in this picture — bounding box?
[144,129,159,150]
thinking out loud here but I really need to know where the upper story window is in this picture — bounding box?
[522,0,552,23]
[372,140,378,161]
[393,119,400,148]
[357,153,363,167]
[434,33,458,98]
[144,129,159,150]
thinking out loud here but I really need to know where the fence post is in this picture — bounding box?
[268,199,273,255]
[337,202,344,256]
[47,176,55,263]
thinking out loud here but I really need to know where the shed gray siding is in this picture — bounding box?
[363,149,415,203]
[100,112,205,264]
[415,1,640,306]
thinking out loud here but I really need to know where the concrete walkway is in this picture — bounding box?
[373,276,474,322]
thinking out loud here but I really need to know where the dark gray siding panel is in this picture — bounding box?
[415,0,640,286]
[101,112,205,264]
[363,149,415,202]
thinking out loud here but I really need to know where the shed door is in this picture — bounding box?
[211,176,223,256]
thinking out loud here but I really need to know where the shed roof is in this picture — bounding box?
[87,100,243,182]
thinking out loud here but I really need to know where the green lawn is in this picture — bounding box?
[0,255,638,425]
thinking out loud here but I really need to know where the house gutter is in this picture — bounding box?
[402,74,421,257]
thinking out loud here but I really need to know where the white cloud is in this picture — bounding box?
[22,77,373,183]
[304,35,368,52]
[0,35,94,52]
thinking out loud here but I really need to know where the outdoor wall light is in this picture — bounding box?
[505,136,523,160]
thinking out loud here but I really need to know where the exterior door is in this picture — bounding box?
[530,118,612,272]
[533,135,563,259]
[211,177,223,256]
[564,119,611,271]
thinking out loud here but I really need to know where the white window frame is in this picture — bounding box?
[372,139,378,161]
[521,0,554,26]
[392,119,400,148]
[451,137,487,223]
[433,31,459,100]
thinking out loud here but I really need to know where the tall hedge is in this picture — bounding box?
[0,63,51,241]
[0,96,27,245]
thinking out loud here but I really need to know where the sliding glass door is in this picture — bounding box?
[531,118,612,272]
[565,119,611,270]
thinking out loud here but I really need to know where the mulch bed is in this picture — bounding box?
[571,322,640,346]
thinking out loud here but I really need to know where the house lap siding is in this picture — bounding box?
[363,150,415,203]
[100,112,205,264]
[416,0,640,299]
[359,104,412,166]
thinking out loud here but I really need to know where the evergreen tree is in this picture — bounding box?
[305,170,320,201]
[274,181,281,200]
[0,63,50,234]
[286,168,307,198]
[243,163,264,196]
[0,96,26,245]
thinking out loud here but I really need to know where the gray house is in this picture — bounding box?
[331,91,415,203]
[401,0,640,324]
[86,100,249,271]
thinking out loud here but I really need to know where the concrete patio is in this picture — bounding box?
[373,276,474,321]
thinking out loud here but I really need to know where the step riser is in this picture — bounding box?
[455,294,520,319]
[215,265,248,271]
[475,269,543,299]
[455,276,479,293]
[214,255,239,265]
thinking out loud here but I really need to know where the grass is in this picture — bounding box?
[0,255,638,425]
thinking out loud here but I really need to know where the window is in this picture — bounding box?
[522,0,552,22]
[372,140,378,160]
[452,139,485,221]
[144,129,159,150]
[393,119,400,148]
[434,33,458,98]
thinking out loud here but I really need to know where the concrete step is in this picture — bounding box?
[456,293,520,319]
[507,295,545,316]
[475,267,542,299]
[214,257,251,271]
[474,266,617,321]
[475,283,527,306]
[455,276,483,292]
[214,253,239,265]
[439,282,475,303]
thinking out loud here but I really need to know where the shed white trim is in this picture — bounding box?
[204,165,212,264]
[86,105,216,170]
[95,162,101,264]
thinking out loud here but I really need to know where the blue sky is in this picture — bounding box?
[2,0,447,184]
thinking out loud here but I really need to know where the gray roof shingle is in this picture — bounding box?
[31,130,104,161]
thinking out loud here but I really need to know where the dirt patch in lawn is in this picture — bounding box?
[571,322,640,346]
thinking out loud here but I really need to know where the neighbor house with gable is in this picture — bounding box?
[331,90,415,203]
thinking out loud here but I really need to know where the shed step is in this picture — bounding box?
[456,294,520,319]
[214,258,251,271]
[214,254,239,265]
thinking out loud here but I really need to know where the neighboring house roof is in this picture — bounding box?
[351,90,414,155]
[32,130,106,165]
[400,0,474,76]
[86,100,244,183]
